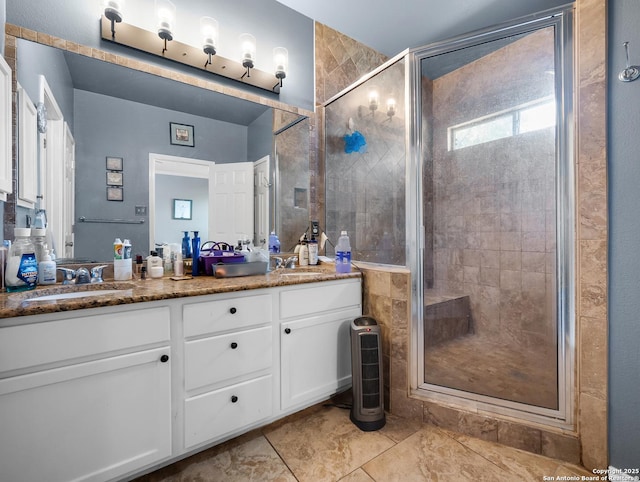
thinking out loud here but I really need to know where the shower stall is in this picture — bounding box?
[324,7,574,425]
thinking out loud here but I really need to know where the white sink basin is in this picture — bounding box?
[24,289,126,302]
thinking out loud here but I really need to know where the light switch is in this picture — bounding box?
[135,205,147,216]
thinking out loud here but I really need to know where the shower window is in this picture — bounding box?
[449,96,556,150]
[416,14,573,419]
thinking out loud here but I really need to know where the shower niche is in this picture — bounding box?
[324,9,574,424]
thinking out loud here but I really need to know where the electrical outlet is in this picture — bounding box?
[311,220,320,237]
[135,205,147,216]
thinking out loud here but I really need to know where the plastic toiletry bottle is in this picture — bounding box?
[308,235,319,266]
[38,250,57,285]
[299,234,309,266]
[191,231,201,276]
[114,239,132,280]
[335,231,352,273]
[114,238,123,260]
[174,251,184,276]
[269,231,281,254]
[146,251,163,275]
[5,228,38,292]
[182,231,192,258]
[31,228,48,264]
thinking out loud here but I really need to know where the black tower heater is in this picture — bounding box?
[350,316,386,431]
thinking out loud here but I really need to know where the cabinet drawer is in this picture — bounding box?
[0,307,170,374]
[185,326,272,391]
[183,293,272,338]
[279,280,361,319]
[184,374,272,449]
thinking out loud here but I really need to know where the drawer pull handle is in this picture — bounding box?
[160,354,169,363]
[231,395,238,403]
[284,328,291,334]
[229,307,237,314]
[230,342,238,349]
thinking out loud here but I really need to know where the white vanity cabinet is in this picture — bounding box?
[279,279,361,412]
[182,292,274,449]
[0,306,172,482]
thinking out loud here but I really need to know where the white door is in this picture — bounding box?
[210,162,254,245]
[63,123,75,259]
[39,76,65,258]
[253,155,270,248]
[0,348,172,482]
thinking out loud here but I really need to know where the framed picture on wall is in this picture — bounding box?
[107,186,123,201]
[170,122,195,147]
[106,171,123,186]
[106,156,123,171]
[172,198,192,220]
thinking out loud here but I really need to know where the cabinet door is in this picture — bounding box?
[281,309,359,411]
[0,55,12,199]
[0,347,171,482]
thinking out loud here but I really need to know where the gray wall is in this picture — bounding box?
[248,108,273,162]
[73,89,249,261]
[6,0,314,111]
[608,0,640,468]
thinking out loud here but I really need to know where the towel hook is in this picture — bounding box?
[619,41,640,82]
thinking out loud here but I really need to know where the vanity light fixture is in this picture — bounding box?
[369,91,379,114]
[201,16,219,68]
[100,14,287,93]
[273,47,288,88]
[240,33,256,78]
[386,98,396,119]
[103,0,124,40]
[155,0,176,55]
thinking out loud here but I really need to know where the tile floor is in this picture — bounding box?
[134,401,592,482]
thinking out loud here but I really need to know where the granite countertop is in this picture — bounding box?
[0,263,361,319]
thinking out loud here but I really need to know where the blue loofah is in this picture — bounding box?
[343,130,367,153]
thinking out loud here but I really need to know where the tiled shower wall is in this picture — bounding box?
[324,59,406,264]
[428,28,557,348]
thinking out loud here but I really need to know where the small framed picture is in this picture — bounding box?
[172,198,192,220]
[170,122,195,147]
[107,186,123,201]
[106,156,123,171]
[106,171,123,186]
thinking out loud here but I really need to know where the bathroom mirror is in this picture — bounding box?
[13,37,309,261]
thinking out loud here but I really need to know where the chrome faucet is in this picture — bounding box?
[283,256,298,269]
[57,266,108,284]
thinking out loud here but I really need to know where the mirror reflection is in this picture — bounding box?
[15,37,308,262]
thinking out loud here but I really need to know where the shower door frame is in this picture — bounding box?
[407,7,576,428]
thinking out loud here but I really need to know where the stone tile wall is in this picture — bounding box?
[429,28,557,351]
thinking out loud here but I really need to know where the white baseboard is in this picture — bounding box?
[609,467,640,482]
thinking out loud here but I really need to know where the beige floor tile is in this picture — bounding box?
[378,412,423,443]
[138,435,295,482]
[338,468,376,481]
[362,425,515,481]
[448,431,565,480]
[265,406,395,482]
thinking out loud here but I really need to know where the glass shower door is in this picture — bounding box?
[419,25,563,410]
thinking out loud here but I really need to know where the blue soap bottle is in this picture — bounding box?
[191,231,200,276]
[182,231,192,258]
